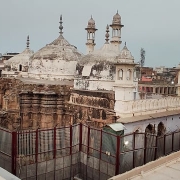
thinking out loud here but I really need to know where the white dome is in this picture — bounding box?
[112,12,121,25]
[87,17,96,28]
[28,35,83,80]
[5,48,33,71]
[76,43,119,80]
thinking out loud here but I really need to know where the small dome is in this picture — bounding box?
[87,16,96,28]
[112,12,121,25]
[5,48,33,70]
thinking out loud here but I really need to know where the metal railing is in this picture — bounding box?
[0,124,180,179]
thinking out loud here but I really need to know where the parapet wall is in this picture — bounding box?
[115,97,180,117]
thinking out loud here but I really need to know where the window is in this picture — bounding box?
[19,64,22,71]
[126,69,131,80]
[118,69,123,80]
[133,70,136,78]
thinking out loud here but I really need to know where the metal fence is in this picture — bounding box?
[0,124,180,180]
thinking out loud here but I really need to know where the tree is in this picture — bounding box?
[140,48,145,67]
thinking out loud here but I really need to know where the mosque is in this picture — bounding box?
[1,12,180,135]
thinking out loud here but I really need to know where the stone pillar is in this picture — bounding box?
[31,93,41,129]
[40,93,57,129]
[0,90,4,108]
[56,96,64,127]
[19,92,32,129]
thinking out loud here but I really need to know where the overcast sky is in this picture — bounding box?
[1,0,180,67]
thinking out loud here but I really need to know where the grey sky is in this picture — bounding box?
[1,0,180,67]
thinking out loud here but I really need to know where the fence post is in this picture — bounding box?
[144,133,147,165]
[12,131,17,176]
[164,134,166,155]
[115,136,120,175]
[70,125,72,155]
[133,132,135,168]
[53,127,56,159]
[79,123,82,152]
[35,129,38,180]
[86,126,91,178]
[99,129,103,178]
[87,126,90,155]
[172,132,174,152]
[53,127,56,180]
[154,135,158,160]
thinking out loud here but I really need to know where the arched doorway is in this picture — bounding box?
[145,124,155,134]
[157,122,166,136]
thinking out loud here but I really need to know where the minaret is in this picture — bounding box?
[26,35,30,49]
[85,16,97,54]
[59,15,63,36]
[110,11,124,51]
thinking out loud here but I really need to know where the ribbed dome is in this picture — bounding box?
[79,43,119,66]
[87,16,96,28]
[76,43,120,82]
[5,48,33,69]
[112,12,121,25]
[28,35,83,80]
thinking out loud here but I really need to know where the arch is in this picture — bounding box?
[157,122,166,136]
[19,64,22,71]
[118,69,123,80]
[102,110,106,120]
[109,100,114,109]
[126,69,131,80]
[145,124,155,134]
[133,69,137,79]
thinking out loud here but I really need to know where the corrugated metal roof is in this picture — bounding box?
[107,123,126,131]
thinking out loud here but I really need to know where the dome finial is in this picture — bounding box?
[117,10,118,14]
[26,35,30,49]
[59,15,63,36]
[105,24,109,43]
[125,42,126,46]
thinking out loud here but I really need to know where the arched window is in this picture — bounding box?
[145,124,155,134]
[126,69,131,80]
[133,70,137,79]
[19,64,22,71]
[118,69,123,80]
[102,110,106,120]
[157,122,166,136]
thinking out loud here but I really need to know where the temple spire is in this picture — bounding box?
[26,35,30,49]
[59,15,63,36]
[105,24,109,44]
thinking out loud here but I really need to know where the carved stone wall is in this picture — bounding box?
[66,90,116,128]
[0,78,72,130]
